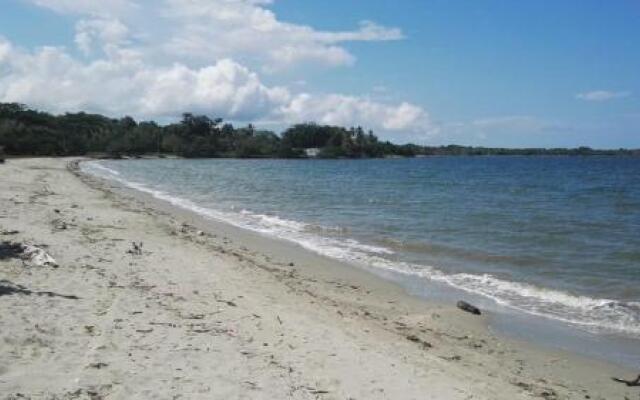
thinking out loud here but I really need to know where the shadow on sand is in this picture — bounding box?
[0,279,79,300]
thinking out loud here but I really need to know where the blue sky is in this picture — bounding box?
[0,0,638,148]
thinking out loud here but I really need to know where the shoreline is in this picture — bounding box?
[1,157,637,399]
[79,158,640,369]
[74,159,640,369]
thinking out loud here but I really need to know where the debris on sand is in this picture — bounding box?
[456,300,481,316]
[406,334,432,348]
[126,241,143,256]
[88,362,109,369]
[0,241,58,267]
[612,374,640,386]
[217,299,237,307]
[52,219,68,231]
[21,244,59,267]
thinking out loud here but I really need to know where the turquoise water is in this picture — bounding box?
[83,157,640,340]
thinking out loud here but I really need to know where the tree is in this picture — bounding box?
[0,102,636,159]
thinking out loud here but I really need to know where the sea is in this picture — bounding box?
[82,156,640,367]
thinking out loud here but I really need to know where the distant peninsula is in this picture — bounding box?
[1,103,638,159]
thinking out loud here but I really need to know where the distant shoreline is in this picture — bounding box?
[5,152,640,162]
[1,103,638,160]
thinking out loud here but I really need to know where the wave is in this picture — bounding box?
[87,162,121,176]
[81,160,640,337]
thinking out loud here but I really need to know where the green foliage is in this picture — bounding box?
[0,104,282,158]
[0,103,637,159]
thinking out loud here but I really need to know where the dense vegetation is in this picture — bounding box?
[0,103,637,159]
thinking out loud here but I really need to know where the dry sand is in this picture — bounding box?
[0,157,637,399]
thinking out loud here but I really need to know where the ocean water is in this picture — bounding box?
[83,157,640,341]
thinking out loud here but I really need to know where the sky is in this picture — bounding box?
[0,0,638,148]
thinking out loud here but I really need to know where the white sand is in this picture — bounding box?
[0,158,636,399]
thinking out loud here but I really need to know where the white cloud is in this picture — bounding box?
[0,39,11,63]
[75,18,130,55]
[280,94,428,131]
[26,0,403,70]
[160,2,403,70]
[4,1,428,137]
[0,38,283,120]
[576,90,630,102]
[136,59,290,120]
[0,37,429,135]
[316,21,404,43]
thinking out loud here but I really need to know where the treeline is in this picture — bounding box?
[406,144,639,157]
[0,103,638,159]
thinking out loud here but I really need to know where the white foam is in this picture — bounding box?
[86,162,121,176]
[82,160,640,337]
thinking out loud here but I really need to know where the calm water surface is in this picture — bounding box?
[84,157,640,339]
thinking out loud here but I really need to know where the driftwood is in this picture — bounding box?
[456,300,481,315]
[612,374,640,386]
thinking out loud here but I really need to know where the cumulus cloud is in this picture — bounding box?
[576,90,630,102]
[0,38,283,119]
[0,36,428,134]
[2,1,429,136]
[74,17,130,55]
[280,94,428,131]
[160,1,403,70]
[0,39,11,63]
[136,59,291,120]
[27,0,403,70]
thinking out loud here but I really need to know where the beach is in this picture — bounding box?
[0,158,637,399]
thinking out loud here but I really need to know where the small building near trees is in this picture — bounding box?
[304,148,320,158]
